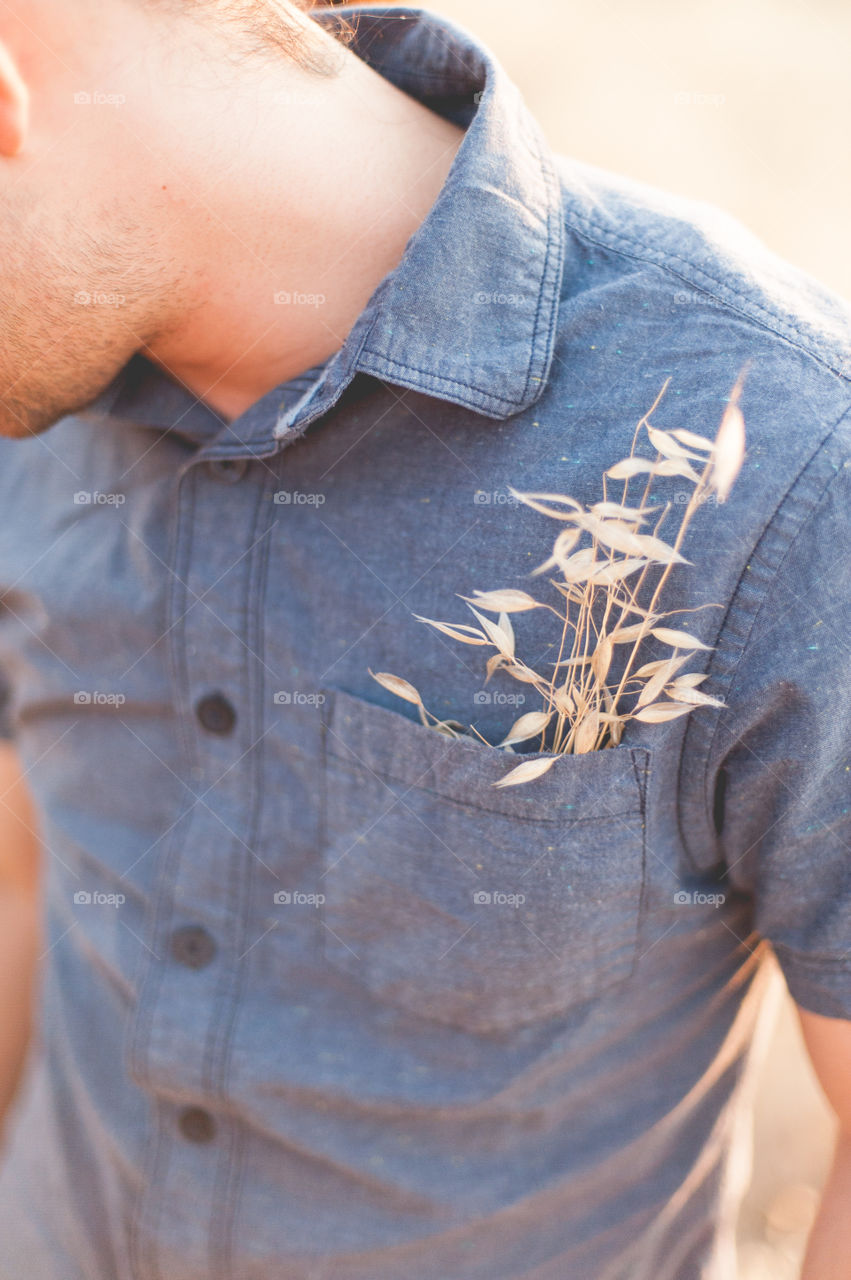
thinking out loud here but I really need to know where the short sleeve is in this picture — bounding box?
[709,450,851,1019]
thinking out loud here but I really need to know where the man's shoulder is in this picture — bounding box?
[552,154,851,388]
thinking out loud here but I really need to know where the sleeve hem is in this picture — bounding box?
[773,942,851,1020]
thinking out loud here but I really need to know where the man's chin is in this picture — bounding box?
[0,390,100,439]
[0,411,56,440]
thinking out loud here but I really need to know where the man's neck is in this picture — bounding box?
[145,38,466,422]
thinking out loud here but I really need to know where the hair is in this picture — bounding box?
[154,0,355,74]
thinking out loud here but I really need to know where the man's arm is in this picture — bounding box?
[797,1007,851,1280]
[0,741,41,1130]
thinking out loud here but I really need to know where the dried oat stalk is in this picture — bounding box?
[371,372,747,786]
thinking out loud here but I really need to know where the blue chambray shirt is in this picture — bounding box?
[0,6,849,1278]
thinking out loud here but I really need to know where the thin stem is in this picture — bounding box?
[606,455,715,716]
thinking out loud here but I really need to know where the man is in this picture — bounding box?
[0,0,848,1276]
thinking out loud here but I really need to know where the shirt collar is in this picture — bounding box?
[81,4,565,453]
[326,4,566,422]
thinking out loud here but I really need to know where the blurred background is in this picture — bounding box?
[392,0,849,1275]
[402,0,851,299]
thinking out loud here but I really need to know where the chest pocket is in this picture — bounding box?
[319,688,649,1034]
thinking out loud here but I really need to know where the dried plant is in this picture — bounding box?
[371,373,747,787]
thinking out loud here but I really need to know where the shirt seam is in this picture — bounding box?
[357,350,520,405]
[772,939,851,973]
[633,746,652,950]
[679,401,851,867]
[208,471,275,1275]
[126,464,201,1280]
[357,109,561,415]
[701,416,851,815]
[563,216,851,385]
[325,752,643,825]
[518,116,565,406]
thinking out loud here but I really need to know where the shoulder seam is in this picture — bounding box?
[675,400,851,869]
[564,214,851,386]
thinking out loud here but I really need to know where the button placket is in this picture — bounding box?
[170,924,217,969]
[178,1106,217,1144]
[195,692,237,735]
[129,460,274,1276]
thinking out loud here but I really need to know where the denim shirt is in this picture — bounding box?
[0,6,849,1279]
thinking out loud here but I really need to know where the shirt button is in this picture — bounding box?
[206,458,247,484]
[195,693,236,735]
[170,924,216,970]
[178,1106,216,1144]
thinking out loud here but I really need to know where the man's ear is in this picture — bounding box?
[0,40,29,157]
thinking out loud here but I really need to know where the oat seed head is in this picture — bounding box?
[370,370,748,784]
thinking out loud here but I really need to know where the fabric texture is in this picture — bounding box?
[0,5,848,1278]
